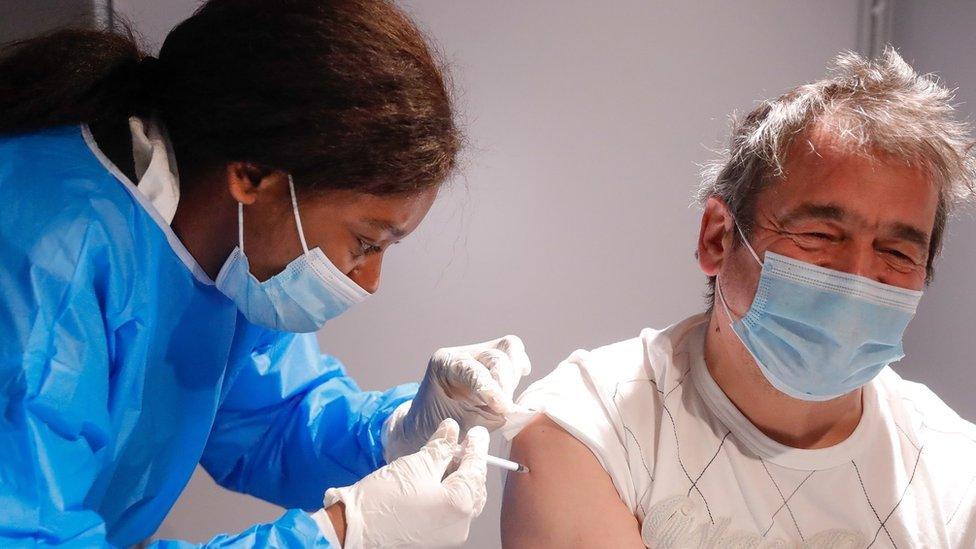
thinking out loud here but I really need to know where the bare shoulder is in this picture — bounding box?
[501,414,645,548]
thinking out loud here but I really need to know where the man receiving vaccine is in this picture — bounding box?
[502,49,976,547]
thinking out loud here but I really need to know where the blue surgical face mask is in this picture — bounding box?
[716,223,922,401]
[215,175,369,333]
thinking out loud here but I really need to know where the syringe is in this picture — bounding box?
[485,454,529,473]
[454,448,529,473]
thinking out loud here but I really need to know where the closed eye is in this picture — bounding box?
[356,237,383,257]
[882,248,913,261]
[805,232,834,240]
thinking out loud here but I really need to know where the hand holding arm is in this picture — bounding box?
[383,335,531,461]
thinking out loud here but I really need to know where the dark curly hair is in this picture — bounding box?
[0,0,460,195]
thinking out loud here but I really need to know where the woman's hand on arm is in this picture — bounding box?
[383,335,532,461]
[501,415,646,549]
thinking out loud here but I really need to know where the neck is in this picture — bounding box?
[702,308,863,449]
[171,176,238,280]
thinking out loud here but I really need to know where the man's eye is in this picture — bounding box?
[883,248,916,263]
[791,232,835,246]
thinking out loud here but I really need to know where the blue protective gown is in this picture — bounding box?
[0,125,418,547]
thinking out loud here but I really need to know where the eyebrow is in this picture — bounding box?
[778,202,850,226]
[364,219,407,239]
[778,202,929,248]
[889,222,930,248]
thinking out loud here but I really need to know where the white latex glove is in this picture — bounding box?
[323,419,489,549]
[382,335,532,461]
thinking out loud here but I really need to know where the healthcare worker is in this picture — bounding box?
[0,1,531,547]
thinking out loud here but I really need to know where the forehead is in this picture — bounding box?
[755,133,940,233]
[309,186,439,235]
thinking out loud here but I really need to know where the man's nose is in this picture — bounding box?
[828,241,878,281]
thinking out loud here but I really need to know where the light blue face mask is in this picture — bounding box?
[215,176,369,333]
[717,224,923,401]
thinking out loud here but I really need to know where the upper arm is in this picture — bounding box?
[501,415,644,549]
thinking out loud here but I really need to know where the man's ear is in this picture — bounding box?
[697,196,735,277]
[226,162,286,205]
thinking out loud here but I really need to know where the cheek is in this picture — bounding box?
[306,225,358,273]
[763,235,847,272]
[719,248,762,313]
[320,243,358,274]
[880,266,927,291]
[244,211,303,266]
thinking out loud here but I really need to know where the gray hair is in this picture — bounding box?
[698,46,975,289]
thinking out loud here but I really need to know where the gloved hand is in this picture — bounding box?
[382,335,532,461]
[323,419,489,549]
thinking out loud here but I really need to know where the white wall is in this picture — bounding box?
[891,1,976,424]
[111,1,862,546]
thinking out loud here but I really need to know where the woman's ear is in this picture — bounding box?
[226,162,287,205]
[697,196,735,277]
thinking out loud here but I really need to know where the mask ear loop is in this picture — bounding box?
[238,202,245,254]
[716,277,737,325]
[288,174,311,255]
[717,217,762,324]
[733,220,762,266]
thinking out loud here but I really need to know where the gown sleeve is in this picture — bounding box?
[148,509,333,549]
[200,331,418,510]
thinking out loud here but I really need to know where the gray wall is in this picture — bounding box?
[891,1,976,424]
[127,1,861,546]
[0,0,95,42]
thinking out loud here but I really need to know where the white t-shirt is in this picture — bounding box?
[504,314,976,548]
